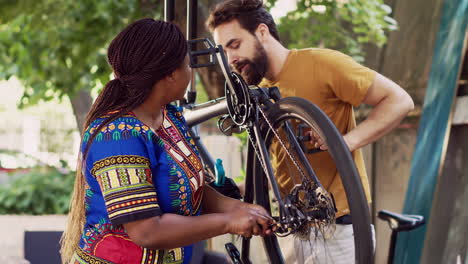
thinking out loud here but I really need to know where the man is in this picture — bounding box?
[206,0,414,263]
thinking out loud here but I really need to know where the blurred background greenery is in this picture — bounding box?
[0,165,74,215]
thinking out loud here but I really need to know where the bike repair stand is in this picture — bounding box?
[164,1,243,263]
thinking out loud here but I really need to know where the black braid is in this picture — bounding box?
[83,18,188,158]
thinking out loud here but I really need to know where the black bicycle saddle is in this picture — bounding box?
[378,210,425,232]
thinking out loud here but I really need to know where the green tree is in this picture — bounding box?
[0,0,396,132]
[266,0,397,62]
[0,0,160,131]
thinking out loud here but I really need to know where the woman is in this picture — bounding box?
[60,18,274,264]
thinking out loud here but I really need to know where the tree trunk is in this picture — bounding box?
[69,89,93,134]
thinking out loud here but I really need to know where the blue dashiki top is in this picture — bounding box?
[71,104,205,264]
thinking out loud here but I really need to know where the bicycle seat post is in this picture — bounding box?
[186,0,197,105]
[388,227,398,264]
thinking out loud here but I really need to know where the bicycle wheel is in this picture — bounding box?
[243,97,373,264]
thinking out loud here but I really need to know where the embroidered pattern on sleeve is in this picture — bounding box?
[91,155,160,223]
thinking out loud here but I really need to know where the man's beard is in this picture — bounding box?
[233,39,268,85]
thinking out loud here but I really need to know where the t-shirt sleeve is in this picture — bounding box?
[87,131,161,225]
[318,50,376,107]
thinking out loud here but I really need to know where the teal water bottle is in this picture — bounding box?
[214,159,226,187]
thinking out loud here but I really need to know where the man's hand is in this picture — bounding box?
[308,131,328,150]
[308,130,356,152]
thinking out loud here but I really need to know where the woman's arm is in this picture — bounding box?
[202,184,243,214]
[124,203,271,249]
[124,213,227,250]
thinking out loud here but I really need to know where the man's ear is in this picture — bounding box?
[255,23,270,41]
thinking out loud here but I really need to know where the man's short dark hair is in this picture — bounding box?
[206,0,280,41]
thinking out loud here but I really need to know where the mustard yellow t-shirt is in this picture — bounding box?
[259,48,376,217]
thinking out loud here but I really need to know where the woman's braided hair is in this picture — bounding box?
[60,18,187,263]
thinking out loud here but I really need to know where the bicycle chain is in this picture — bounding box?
[246,127,268,177]
[244,95,338,237]
[253,98,309,184]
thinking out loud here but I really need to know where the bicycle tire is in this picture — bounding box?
[244,97,373,264]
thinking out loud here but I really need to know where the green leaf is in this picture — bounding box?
[381,4,392,14]
[0,166,75,215]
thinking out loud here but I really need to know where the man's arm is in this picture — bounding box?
[343,73,414,151]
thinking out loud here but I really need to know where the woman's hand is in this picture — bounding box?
[224,205,275,238]
[202,185,277,237]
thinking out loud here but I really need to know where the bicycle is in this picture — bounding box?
[179,35,374,263]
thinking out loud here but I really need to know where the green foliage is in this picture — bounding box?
[0,0,397,109]
[0,166,75,215]
[0,0,162,107]
[232,130,248,183]
[234,130,249,150]
[195,77,209,104]
[268,0,397,62]
[234,168,246,184]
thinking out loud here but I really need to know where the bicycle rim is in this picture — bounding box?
[246,97,373,264]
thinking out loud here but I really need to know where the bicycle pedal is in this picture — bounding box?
[225,242,242,264]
